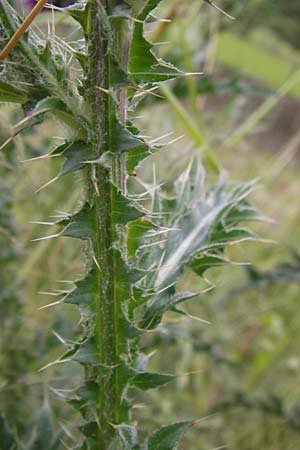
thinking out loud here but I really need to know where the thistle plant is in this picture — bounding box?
[0,1,262,448]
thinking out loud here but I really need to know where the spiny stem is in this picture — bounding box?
[87,0,126,446]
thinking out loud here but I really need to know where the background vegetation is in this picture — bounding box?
[1,0,300,448]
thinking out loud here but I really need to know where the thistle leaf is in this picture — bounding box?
[151,165,257,290]
[67,2,89,34]
[130,371,175,390]
[139,290,200,330]
[0,81,26,104]
[188,254,228,276]
[73,338,98,367]
[111,113,145,153]
[0,0,73,103]
[116,424,140,450]
[127,218,157,258]
[64,268,97,316]
[111,187,143,224]
[126,145,154,174]
[60,203,94,240]
[31,97,91,139]
[146,421,193,450]
[129,0,182,83]
[55,141,92,177]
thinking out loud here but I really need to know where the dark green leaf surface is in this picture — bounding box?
[146,421,193,450]
[116,424,140,450]
[131,371,175,390]
[129,0,182,82]
[0,81,26,103]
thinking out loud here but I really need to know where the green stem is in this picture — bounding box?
[87,1,125,447]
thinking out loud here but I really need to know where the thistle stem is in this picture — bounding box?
[87,0,126,447]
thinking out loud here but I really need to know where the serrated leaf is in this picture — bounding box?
[79,421,98,439]
[59,188,142,240]
[127,218,157,257]
[0,0,74,106]
[76,381,99,408]
[131,371,175,390]
[129,0,182,83]
[111,187,143,224]
[209,226,256,244]
[38,40,68,83]
[124,120,153,173]
[146,421,192,450]
[67,3,88,33]
[111,112,145,153]
[151,163,258,290]
[126,145,153,174]
[110,57,132,87]
[61,203,94,240]
[30,97,91,139]
[65,249,143,341]
[188,254,228,276]
[140,290,199,330]
[73,338,98,366]
[116,424,140,450]
[64,268,97,316]
[57,141,92,177]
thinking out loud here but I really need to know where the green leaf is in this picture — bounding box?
[188,254,228,276]
[151,163,258,290]
[209,226,256,244]
[126,145,154,174]
[64,249,143,341]
[116,424,140,450]
[61,203,94,240]
[73,338,98,366]
[55,141,92,177]
[60,188,142,240]
[75,381,99,409]
[110,57,132,88]
[131,371,175,390]
[124,120,154,173]
[0,81,26,104]
[0,0,74,104]
[64,268,97,316]
[111,113,145,153]
[140,290,199,330]
[38,40,68,84]
[31,97,91,140]
[129,0,182,83]
[67,2,88,34]
[111,187,143,224]
[127,218,157,258]
[146,421,193,450]
[79,421,98,439]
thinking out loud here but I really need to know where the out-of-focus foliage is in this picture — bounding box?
[222,0,300,49]
[0,122,27,431]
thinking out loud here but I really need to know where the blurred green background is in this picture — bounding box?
[1,1,300,448]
